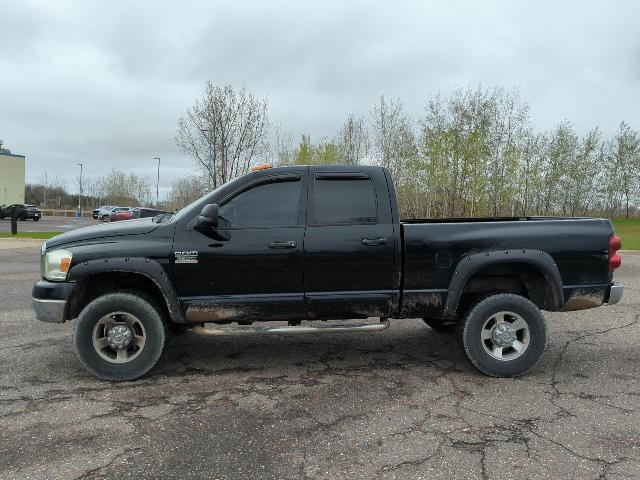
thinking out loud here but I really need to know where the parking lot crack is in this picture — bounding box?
[549,314,640,418]
[73,447,142,479]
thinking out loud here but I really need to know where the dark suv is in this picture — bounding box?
[0,204,41,221]
[24,205,42,221]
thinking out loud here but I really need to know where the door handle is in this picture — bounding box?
[361,237,388,246]
[268,240,297,249]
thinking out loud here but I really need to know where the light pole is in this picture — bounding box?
[201,128,215,191]
[77,163,83,218]
[154,157,160,209]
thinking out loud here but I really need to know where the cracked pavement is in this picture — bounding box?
[1,243,639,479]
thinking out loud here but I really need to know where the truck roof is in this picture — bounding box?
[250,164,385,174]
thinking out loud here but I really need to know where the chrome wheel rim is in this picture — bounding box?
[92,312,146,363]
[481,311,530,361]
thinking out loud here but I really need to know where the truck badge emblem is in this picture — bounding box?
[175,251,198,264]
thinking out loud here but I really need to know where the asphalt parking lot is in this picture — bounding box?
[0,241,638,480]
[0,216,95,233]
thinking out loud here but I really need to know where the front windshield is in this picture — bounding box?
[167,182,228,223]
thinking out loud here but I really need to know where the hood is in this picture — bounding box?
[46,217,160,249]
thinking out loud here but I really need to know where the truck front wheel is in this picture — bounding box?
[74,292,167,381]
[456,294,547,377]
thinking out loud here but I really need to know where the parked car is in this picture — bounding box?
[32,165,624,381]
[0,204,25,220]
[131,207,170,219]
[109,208,134,222]
[0,204,40,221]
[24,205,42,221]
[92,206,114,220]
[97,206,129,222]
[109,207,170,222]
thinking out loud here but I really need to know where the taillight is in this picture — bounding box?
[609,234,622,272]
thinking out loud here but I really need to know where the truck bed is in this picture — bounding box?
[399,217,614,318]
[401,216,595,224]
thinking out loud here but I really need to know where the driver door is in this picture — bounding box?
[172,170,307,323]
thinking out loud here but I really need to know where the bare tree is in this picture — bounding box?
[484,87,529,217]
[563,128,602,216]
[84,177,102,206]
[38,172,49,208]
[94,169,152,206]
[610,122,640,217]
[371,95,416,184]
[26,172,67,208]
[168,175,207,210]
[176,83,270,189]
[216,85,640,220]
[336,113,369,165]
[273,124,295,166]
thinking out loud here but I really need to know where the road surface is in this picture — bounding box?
[0,242,638,479]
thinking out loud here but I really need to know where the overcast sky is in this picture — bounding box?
[1,0,638,197]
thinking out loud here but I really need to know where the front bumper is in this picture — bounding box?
[32,280,74,323]
[607,282,624,305]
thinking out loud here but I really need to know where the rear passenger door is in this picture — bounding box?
[303,169,396,319]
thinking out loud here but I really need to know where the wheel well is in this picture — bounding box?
[65,272,171,321]
[458,262,556,313]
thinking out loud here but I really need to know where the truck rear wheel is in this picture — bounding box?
[456,294,547,377]
[74,292,167,381]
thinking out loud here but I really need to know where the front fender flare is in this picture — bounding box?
[66,257,184,323]
[442,249,564,318]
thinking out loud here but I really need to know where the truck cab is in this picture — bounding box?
[172,165,398,322]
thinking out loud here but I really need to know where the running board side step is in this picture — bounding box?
[193,319,390,336]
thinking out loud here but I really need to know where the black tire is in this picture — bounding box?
[33,217,40,222]
[456,294,547,377]
[101,215,109,222]
[74,292,167,381]
[422,318,456,333]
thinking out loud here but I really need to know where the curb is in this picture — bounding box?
[0,238,45,249]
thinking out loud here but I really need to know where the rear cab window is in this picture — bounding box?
[313,173,379,225]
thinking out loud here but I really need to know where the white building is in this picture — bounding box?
[0,141,26,205]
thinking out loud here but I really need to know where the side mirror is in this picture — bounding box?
[194,203,219,230]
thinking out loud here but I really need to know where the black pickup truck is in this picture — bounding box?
[32,165,624,381]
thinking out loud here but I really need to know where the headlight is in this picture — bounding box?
[40,241,46,278]
[43,249,73,281]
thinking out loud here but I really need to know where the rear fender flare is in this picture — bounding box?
[443,249,564,318]
[66,257,184,323]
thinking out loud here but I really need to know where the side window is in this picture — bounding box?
[219,179,302,228]
[314,177,378,224]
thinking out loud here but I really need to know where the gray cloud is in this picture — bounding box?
[1,0,638,197]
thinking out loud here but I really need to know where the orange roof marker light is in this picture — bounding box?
[251,164,273,172]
